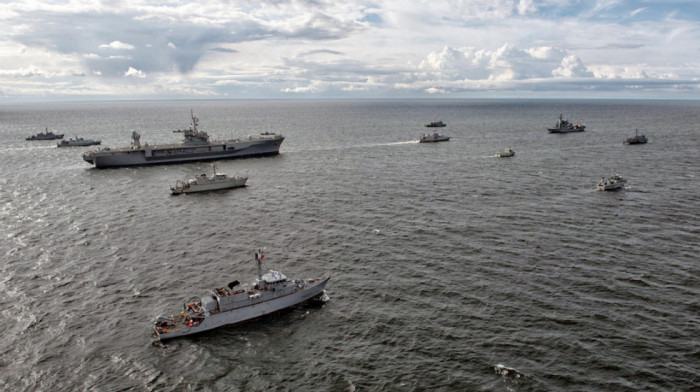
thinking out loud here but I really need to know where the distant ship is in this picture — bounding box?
[497,147,515,157]
[597,171,627,191]
[82,110,284,168]
[624,129,648,145]
[425,121,446,128]
[170,164,247,194]
[26,128,64,141]
[57,136,101,147]
[548,114,585,133]
[153,251,330,341]
[419,132,450,143]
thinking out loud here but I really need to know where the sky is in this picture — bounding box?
[1,0,699,101]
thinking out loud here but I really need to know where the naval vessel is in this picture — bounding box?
[419,131,450,143]
[57,136,101,147]
[153,251,330,341]
[624,129,648,145]
[597,170,627,191]
[547,114,585,133]
[170,164,247,194]
[82,110,284,168]
[26,128,64,140]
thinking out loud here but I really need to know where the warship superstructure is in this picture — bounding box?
[153,251,330,341]
[82,111,284,168]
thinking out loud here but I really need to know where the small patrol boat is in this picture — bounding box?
[419,132,450,143]
[57,136,101,147]
[153,251,330,341]
[548,114,585,133]
[497,147,515,157]
[170,164,247,194]
[624,129,648,145]
[26,128,64,140]
[597,171,627,191]
[425,120,446,128]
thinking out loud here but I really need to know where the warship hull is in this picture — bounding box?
[83,137,283,168]
[171,177,247,194]
[58,139,101,147]
[156,276,329,341]
[548,127,585,133]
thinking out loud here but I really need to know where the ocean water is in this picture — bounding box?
[0,99,698,391]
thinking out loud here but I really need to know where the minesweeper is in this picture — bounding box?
[82,110,284,168]
[153,251,330,341]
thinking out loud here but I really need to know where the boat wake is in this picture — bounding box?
[0,146,56,152]
[287,140,418,154]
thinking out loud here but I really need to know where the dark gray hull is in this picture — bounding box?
[548,127,585,133]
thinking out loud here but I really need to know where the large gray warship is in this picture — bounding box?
[153,251,330,341]
[82,111,284,168]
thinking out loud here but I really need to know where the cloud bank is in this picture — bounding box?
[0,0,698,100]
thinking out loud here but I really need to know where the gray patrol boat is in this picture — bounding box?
[153,251,330,341]
[82,110,284,168]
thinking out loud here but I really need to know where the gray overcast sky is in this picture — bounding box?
[1,0,699,101]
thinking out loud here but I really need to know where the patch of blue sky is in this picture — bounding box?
[358,13,383,25]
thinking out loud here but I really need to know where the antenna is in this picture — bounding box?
[256,249,263,281]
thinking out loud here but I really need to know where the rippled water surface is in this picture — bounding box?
[1,99,698,391]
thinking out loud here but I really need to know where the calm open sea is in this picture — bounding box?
[0,99,698,391]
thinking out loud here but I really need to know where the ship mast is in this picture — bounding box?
[255,250,263,281]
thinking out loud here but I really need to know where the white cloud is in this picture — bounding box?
[0,65,50,77]
[552,55,593,78]
[419,44,583,81]
[124,67,146,78]
[99,41,135,50]
[630,7,647,17]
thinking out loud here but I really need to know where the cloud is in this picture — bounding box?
[9,4,363,78]
[629,7,647,17]
[0,65,51,77]
[418,44,582,81]
[99,41,135,50]
[0,1,698,100]
[552,55,594,78]
[124,67,146,78]
[211,47,238,53]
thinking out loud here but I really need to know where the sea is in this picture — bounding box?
[0,99,698,392]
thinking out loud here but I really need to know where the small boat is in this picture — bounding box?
[425,121,446,128]
[497,147,515,157]
[57,136,101,147]
[597,171,627,191]
[624,129,648,145]
[419,132,450,143]
[26,128,64,140]
[170,164,247,194]
[548,114,585,133]
[153,251,330,341]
